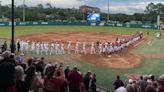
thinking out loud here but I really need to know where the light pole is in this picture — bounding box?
[107,0,109,22]
[11,0,15,53]
[157,15,160,30]
[23,0,25,21]
[0,1,1,17]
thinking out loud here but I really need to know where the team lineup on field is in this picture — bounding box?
[15,32,143,56]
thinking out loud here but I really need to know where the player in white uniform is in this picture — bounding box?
[25,41,29,53]
[60,43,65,55]
[36,42,40,55]
[102,43,107,54]
[31,41,35,53]
[98,43,102,55]
[54,42,58,55]
[50,42,54,55]
[104,42,108,54]
[39,42,44,55]
[44,42,49,55]
[125,38,130,47]
[56,42,60,55]
[75,42,80,54]
[116,39,121,52]
[20,40,24,53]
[58,43,62,55]
[90,42,96,54]
[82,42,86,55]
[23,41,27,53]
[67,41,72,54]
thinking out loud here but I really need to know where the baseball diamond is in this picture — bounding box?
[1,25,164,90]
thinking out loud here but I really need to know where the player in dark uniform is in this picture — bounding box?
[3,41,7,51]
[17,41,20,52]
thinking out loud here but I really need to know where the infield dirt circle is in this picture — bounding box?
[18,32,145,68]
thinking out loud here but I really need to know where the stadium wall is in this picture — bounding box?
[0,21,158,29]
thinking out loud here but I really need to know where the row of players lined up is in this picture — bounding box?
[14,32,143,55]
[1,32,143,55]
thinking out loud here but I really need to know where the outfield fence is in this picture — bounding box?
[0,21,158,29]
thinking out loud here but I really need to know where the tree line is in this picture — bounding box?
[0,2,164,24]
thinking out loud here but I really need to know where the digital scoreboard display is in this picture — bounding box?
[87,13,100,22]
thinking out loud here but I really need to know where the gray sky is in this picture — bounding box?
[0,0,164,14]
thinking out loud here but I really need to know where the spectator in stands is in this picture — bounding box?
[25,66,43,92]
[0,62,16,92]
[44,66,67,92]
[114,75,124,90]
[36,57,45,77]
[78,69,82,75]
[43,62,53,76]
[32,57,41,71]
[145,85,155,92]
[40,57,45,67]
[43,65,56,92]
[0,55,3,61]
[158,75,164,92]
[8,53,16,65]
[64,65,70,80]
[15,53,24,64]
[91,73,97,92]
[138,76,148,92]
[83,71,92,92]
[145,79,155,92]
[80,83,87,92]
[0,51,11,64]
[27,57,33,67]
[152,82,158,92]
[15,66,28,92]
[67,66,83,92]
[151,75,157,85]
[115,82,127,92]
[126,79,135,92]
[0,46,2,54]
[57,62,65,78]
[132,80,138,92]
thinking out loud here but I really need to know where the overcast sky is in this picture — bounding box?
[0,0,164,14]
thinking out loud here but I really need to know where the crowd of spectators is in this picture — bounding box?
[113,75,164,92]
[0,44,164,92]
[0,51,97,92]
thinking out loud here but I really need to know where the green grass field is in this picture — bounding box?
[0,26,164,90]
[0,26,157,38]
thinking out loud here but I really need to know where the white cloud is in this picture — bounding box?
[0,0,85,8]
[0,0,164,14]
[101,1,164,14]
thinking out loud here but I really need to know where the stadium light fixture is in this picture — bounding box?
[11,0,15,53]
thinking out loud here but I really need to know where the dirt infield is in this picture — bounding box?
[18,32,145,68]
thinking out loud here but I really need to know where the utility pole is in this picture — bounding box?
[11,0,15,53]
[107,0,109,22]
[23,0,25,21]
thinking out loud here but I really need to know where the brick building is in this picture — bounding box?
[79,5,100,13]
